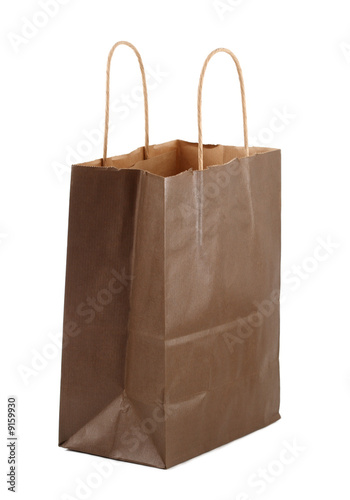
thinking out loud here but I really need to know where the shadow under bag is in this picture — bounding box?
[59,41,281,468]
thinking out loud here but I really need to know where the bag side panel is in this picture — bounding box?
[164,150,281,467]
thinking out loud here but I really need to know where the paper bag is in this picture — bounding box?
[59,42,281,468]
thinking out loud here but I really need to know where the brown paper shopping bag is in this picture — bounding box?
[59,42,281,468]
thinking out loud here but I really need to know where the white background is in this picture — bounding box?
[1,0,350,498]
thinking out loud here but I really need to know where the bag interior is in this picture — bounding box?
[75,139,276,177]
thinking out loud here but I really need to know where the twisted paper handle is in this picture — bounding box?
[197,48,249,170]
[103,41,149,165]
